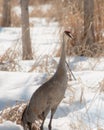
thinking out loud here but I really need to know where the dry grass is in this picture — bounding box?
[99,79,104,92]
[39,0,104,57]
[0,0,20,27]
[29,55,57,76]
[51,0,104,57]
[30,8,46,18]
[0,103,26,124]
[27,0,104,57]
[0,0,103,72]
[0,0,104,65]
[67,75,104,130]
[67,42,104,57]
[0,103,42,130]
[11,11,21,27]
[29,0,49,5]
[0,42,22,71]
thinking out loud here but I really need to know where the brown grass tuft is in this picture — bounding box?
[11,12,21,27]
[0,43,22,71]
[51,0,104,57]
[0,103,41,130]
[0,103,26,124]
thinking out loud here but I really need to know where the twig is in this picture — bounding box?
[65,60,76,80]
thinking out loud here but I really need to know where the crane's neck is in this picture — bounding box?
[57,33,66,73]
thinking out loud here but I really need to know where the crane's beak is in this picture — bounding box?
[64,30,74,39]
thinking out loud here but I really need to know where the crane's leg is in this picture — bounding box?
[27,122,32,130]
[48,108,57,130]
[40,107,50,130]
[23,124,27,130]
[40,114,45,130]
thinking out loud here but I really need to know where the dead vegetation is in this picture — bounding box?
[0,103,41,130]
[51,0,104,57]
[99,78,104,93]
[0,42,22,71]
[0,0,103,71]
[0,0,104,56]
[0,103,26,124]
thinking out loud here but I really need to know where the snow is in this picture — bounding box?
[0,121,22,130]
[0,5,104,130]
[0,20,59,57]
[0,71,48,110]
[0,57,104,129]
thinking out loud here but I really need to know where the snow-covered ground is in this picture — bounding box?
[0,69,104,130]
[0,8,104,130]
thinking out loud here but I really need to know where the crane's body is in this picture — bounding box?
[21,30,73,130]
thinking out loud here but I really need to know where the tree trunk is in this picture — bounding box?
[20,0,33,60]
[84,0,95,45]
[1,0,11,27]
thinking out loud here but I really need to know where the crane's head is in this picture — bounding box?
[64,30,74,39]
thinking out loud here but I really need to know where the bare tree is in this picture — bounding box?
[1,0,11,27]
[84,0,95,45]
[20,0,33,60]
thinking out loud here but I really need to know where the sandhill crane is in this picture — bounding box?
[21,30,73,130]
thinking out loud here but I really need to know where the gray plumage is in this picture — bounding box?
[21,30,73,130]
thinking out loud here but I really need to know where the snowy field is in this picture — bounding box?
[0,17,104,130]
